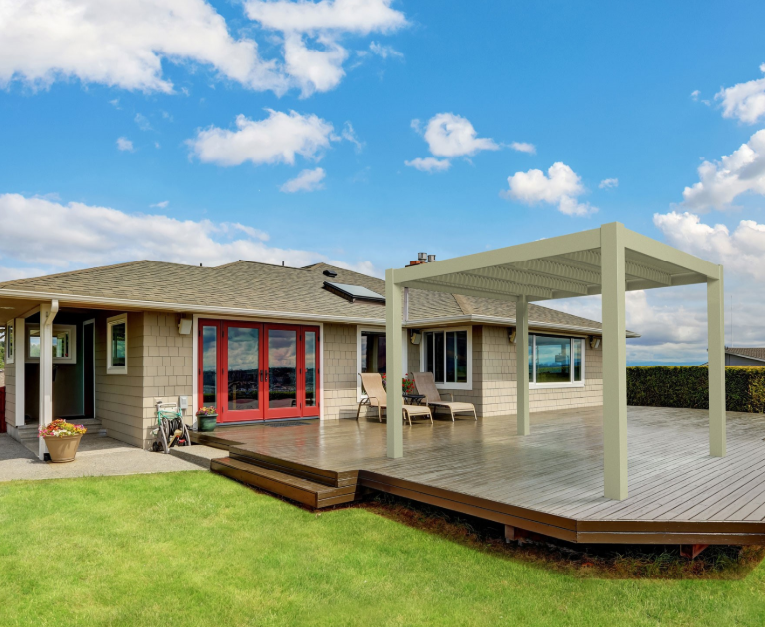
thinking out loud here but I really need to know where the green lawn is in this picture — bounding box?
[1,472,765,627]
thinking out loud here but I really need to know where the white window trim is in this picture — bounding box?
[529,334,585,390]
[5,319,14,365]
[419,326,473,391]
[25,323,77,364]
[107,313,128,375]
[356,326,408,402]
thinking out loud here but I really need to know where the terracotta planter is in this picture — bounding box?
[44,434,83,463]
[197,414,218,432]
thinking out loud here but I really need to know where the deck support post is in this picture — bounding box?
[13,317,25,428]
[601,223,628,500]
[516,295,530,435]
[385,270,404,459]
[38,302,58,460]
[707,267,726,457]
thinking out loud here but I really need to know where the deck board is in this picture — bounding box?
[203,406,765,543]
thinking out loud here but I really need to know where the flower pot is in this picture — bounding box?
[44,434,83,463]
[197,414,218,432]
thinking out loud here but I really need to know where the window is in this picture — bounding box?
[421,327,472,389]
[25,324,76,364]
[529,335,585,387]
[107,314,128,374]
[4,320,13,365]
[360,330,386,374]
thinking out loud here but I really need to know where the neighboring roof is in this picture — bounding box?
[0,259,633,336]
[725,347,765,363]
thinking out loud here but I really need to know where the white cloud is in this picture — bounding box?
[340,122,364,152]
[0,0,286,94]
[510,142,536,154]
[404,157,451,173]
[502,162,597,217]
[654,211,765,281]
[150,200,169,209]
[421,113,499,158]
[716,64,765,124]
[244,0,406,34]
[116,137,134,152]
[135,113,152,131]
[280,167,326,193]
[691,90,700,101]
[282,33,348,97]
[188,110,336,167]
[681,129,765,211]
[245,0,407,96]
[0,193,377,277]
[599,178,619,189]
[369,41,403,59]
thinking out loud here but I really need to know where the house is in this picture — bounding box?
[0,258,629,455]
[725,347,765,366]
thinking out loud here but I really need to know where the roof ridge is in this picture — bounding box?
[452,294,475,315]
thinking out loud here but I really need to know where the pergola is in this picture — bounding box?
[384,222,725,500]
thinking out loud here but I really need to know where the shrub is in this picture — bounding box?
[626,366,765,413]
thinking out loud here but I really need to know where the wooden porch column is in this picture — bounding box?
[516,295,530,435]
[38,303,56,460]
[385,269,403,458]
[707,266,726,457]
[601,223,628,500]
[13,317,25,428]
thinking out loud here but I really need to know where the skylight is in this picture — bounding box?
[323,281,385,304]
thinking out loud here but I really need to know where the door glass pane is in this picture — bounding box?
[573,338,583,382]
[535,335,571,383]
[202,326,217,408]
[305,331,317,407]
[228,327,260,411]
[529,339,534,382]
[360,331,386,373]
[455,331,467,383]
[269,329,297,408]
[110,323,126,367]
[446,332,456,382]
[434,331,445,383]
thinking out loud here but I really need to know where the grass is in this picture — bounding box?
[1,472,765,626]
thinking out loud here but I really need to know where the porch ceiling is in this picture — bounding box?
[393,225,719,303]
[0,298,43,326]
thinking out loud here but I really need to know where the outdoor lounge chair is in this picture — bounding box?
[357,372,433,425]
[412,371,477,421]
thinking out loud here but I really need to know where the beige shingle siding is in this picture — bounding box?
[96,311,193,448]
[4,366,15,427]
[323,323,363,420]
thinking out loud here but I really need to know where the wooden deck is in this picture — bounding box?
[195,407,765,545]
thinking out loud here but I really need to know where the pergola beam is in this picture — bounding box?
[464,266,592,296]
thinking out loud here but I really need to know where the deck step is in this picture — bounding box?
[211,457,359,509]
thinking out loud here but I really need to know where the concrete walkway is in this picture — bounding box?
[0,433,206,482]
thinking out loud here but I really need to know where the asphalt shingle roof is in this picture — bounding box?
[726,347,765,362]
[0,260,615,333]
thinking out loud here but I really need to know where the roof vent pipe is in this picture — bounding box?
[418,252,427,262]
[427,254,436,263]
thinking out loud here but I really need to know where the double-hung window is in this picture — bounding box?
[528,335,585,387]
[422,327,471,389]
[25,324,76,364]
[107,314,128,374]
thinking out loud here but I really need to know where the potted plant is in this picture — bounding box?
[196,406,218,432]
[381,373,416,394]
[39,419,87,463]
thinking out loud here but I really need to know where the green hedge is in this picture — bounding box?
[626,366,765,413]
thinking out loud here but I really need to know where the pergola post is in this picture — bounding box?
[516,295,530,435]
[13,317,26,428]
[38,303,55,460]
[385,269,403,459]
[707,267,726,457]
[601,223,628,500]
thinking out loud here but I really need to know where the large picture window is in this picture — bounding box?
[107,314,128,374]
[360,330,386,374]
[529,335,585,387]
[421,327,471,389]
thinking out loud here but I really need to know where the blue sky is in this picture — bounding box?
[2,0,765,364]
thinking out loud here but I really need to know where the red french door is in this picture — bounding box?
[198,320,320,423]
